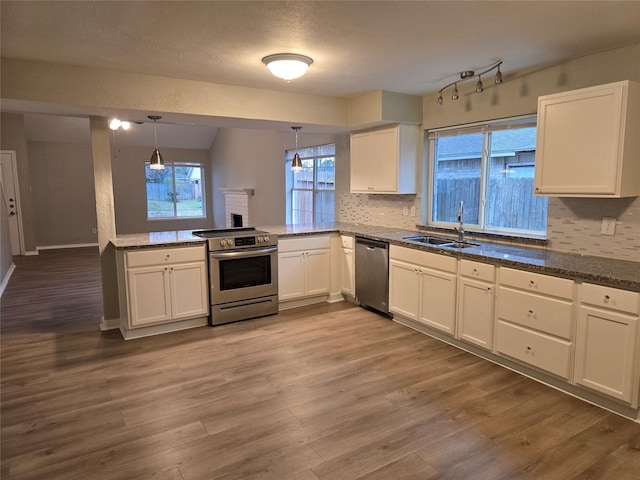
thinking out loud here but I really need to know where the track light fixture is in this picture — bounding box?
[291,126,303,173]
[436,61,503,106]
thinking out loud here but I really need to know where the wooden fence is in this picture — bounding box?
[434,177,547,231]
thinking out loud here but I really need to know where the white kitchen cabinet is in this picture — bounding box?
[575,283,640,406]
[496,268,575,379]
[389,245,457,335]
[278,236,331,302]
[535,80,640,197]
[350,124,418,194]
[457,260,495,351]
[123,245,208,329]
[340,235,355,297]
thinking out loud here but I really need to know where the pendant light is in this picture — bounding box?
[148,115,164,170]
[291,126,303,173]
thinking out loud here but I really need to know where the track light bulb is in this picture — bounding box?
[452,84,459,100]
[476,76,484,93]
[495,67,503,84]
[437,94,444,106]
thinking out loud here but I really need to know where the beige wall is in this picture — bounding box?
[0,113,36,253]
[210,128,350,228]
[111,145,213,234]
[28,141,98,246]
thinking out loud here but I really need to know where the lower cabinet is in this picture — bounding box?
[574,283,640,407]
[119,245,209,337]
[389,246,457,335]
[278,235,331,304]
[456,260,495,350]
[340,235,355,297]
[495,268,575,380]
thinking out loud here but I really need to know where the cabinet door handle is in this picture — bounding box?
[603,295,611,303]
[527,309,534,317]
[529,280,536,287]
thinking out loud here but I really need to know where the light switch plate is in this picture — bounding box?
[601,216,616,235]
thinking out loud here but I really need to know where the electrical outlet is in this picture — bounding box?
[410,206,416,217]
[402,206,409,216]
[92,227,97,234]
[601,217,616,236]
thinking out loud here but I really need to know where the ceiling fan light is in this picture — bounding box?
[262,54,313,81]
[120,121,131,130]
[109,119,121,130]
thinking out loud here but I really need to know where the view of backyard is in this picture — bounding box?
[145,163,204,218]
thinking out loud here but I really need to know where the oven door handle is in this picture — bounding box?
[210,246,277,260]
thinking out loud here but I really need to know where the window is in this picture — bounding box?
[145,162,205,219]
[285,144,335,224]
[428,116,547,235]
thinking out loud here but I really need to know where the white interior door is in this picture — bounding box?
[0,151,24,255]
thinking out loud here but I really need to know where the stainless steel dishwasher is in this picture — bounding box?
[355,236,389,315]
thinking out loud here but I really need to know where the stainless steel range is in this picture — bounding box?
[192,227,278,325]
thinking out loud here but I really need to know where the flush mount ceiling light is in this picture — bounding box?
[437,61,503,106]
[109,119,131,130]
[148,115,164,170]
[291,126,303,173]
[262,53,313,82]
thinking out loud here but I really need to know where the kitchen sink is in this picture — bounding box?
[402,235,456,246]
[440,241,480,249]
[403,235,480,249]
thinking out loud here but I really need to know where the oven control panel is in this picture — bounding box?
[216,235,274,249]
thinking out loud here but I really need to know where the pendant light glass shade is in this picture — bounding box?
[148,115,164,170]
[291,126,303,173]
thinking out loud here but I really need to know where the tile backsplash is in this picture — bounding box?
[338,193,640,261]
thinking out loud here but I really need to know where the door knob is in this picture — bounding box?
[10,212,16,216]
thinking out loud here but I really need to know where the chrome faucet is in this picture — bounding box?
[455,201,465,244]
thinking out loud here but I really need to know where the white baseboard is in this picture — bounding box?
[37,242,99,251]
[24,250,39,256]
[100,317,121,331]
[0,263,16,297]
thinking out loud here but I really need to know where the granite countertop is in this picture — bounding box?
[259,222,640,292]
[110,223,640,292]
[110,230,206,249]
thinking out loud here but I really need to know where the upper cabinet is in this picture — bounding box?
[534,80,640,197]
[350,124,419,194]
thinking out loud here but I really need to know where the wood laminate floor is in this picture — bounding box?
[2,248,640,479]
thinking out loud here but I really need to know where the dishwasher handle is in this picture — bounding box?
[355,236,388,250]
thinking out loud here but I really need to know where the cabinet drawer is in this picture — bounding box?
[581,283,639,315]
[460,259,495,282]
[126,246,205,268]
[390,246,457,273]
[499,268,574,300]
[496,321,572,379]
[341,235,354,249]
[279,235,331,252]
[498,287,573,339]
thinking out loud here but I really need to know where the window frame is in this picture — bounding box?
[145,161,206,220]
[425,114,547,238]
[285,143,336,225]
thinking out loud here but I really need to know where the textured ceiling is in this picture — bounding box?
[2,1,640,144]
[3,1,640,98]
